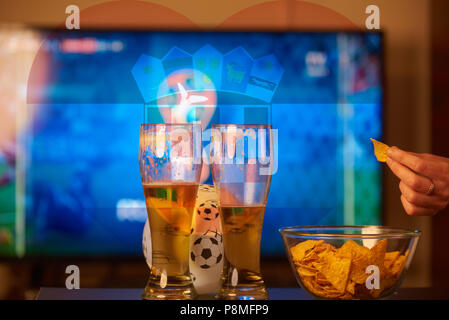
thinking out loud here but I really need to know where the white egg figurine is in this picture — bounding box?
[189,185,223,295]
[142,219,152,269]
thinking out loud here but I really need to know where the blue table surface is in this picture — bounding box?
[36,287,449,300]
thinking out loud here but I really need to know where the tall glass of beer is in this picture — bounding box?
[210,124,275,300]
[139,123,202,300]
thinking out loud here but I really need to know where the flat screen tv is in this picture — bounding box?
[0,29,383,258]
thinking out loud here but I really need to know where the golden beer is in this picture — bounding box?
[139,123,201,300]
[211,124,274,299]
[143,182,198,296]
[219,205,267,299]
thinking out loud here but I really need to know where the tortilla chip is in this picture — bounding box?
[335,241,353,260]
[291,237,407,300]
[291,240,323,263]
[320,252,351,293]
[390,255,406,277]
[354,283,373,299]
[370,239,388,277]
[371,275,398,298]
[346,280,356,295]
[315,272,331,286]
[370,138,390,162]
[303,250,320,263]
[384,251,400,269]
[340,240,371,284]
[297,264,317,278]
[315,242,336,254]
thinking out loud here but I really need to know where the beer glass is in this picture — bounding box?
[210,124,275,300]
[139,123,202,300]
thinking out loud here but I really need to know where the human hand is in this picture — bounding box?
[386,147,449,216]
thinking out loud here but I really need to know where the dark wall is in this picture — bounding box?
[431,0,449,287]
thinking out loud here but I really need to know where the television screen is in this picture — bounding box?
[0,30,383,257]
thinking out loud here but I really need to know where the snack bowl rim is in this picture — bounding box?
[279,225,421,240]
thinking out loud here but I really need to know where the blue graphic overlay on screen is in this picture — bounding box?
[24,31,383,257]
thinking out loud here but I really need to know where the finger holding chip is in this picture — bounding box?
[386,157,433,193]
[388,147,449,207]
[370,139,449,216]
[387,146,444,178]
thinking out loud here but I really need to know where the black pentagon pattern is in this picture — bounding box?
[201,248,212,260]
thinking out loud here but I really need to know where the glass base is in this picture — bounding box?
[142,277,196,300]
[217,284,268,300]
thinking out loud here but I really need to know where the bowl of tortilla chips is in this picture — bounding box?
[280,226,421,300]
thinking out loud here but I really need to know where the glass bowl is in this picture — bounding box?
[279,226,421,300]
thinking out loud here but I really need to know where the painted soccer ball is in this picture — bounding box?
[197,201,219,222]
[190,235,223,269]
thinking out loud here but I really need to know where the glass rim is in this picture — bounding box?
[279,225,422,239]
[211,124,273,128]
